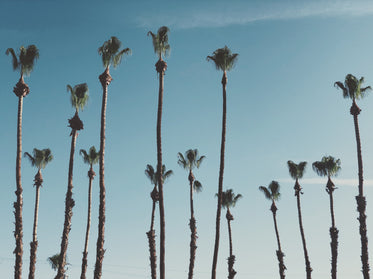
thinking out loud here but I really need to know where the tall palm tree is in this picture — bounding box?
[145,164,173,279]
[335,74,371,279]
[79,146,100,279]
[217,189,242,279]
[55,83,89,279]
[259,181,286,279]
[177,149,205,279]
[95,37,131,279]
[24,148,53,279]
[287,160,312,279]
[312,156,341,279]
[207,46,238,279]
[6,45,39,279]
[148,26,170,279]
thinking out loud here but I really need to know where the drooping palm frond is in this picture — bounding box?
[148,26,170,59]
[194,180,202,192]
[98,36,131,68]
[259,186,272,200]
[207,46,238,72]
[145,164,157,185]
[80,146,100,166]
[220,189,242,209]
[259,181,281,202]
[178,149,205,171]
[47,253,60,271]
[160,165,173,183]
[335,74,371,100]
[24,148,53,170]
[287,160,307,180]
[5,48,19,71]
[177,152,187,169]
[6,45,39,76]
[313,156,341,178]
[67,83,89,112]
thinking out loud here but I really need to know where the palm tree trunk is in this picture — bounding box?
[14,95,24,279]
[271,202,286,279]
[28,179,41,279]
[147,186,157,279]
[81,168,95,279]
[295,181,312,279]
[188,171,197,279]
[94,67,112,279]
[326,178,338,279]
[155,58,167,279]
[351,100,370,279]
[55,129,78,279]
[226,209,236,279]
[212,71,227,279]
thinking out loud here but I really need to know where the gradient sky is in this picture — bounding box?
[2,0,373,278]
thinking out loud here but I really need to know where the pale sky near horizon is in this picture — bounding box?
[2,0,373,278]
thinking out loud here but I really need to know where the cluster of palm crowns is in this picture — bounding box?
[6,25,371,279]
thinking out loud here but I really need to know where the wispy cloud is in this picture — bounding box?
[135,1,373,30]
[278,178,373,187]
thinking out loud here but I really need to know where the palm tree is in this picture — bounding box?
[312,156,341,279]
[79,146,100,279]
[207,46,238,279]
[145,164,173,279]
[217,189,242,279]
[55,83,89,279]
[24,148,53,279]
[287,160,312,279]
[95,36,131,279]
[335,74,371,279]
[148,26,170,279]
[6,45,39,279]
[177,149,205,279]
[259,181,286,279]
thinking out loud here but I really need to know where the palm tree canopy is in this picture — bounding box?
[145,164,173,186]
[334,74,371,101]
[177,149,205,171]
[312,156,341,178]
[147,26,170,59]
[206,46,238,72]
[217,189,242,209]
[67,83,89,112]
[98,36,131,68]
[47,254,60,271]
[287,160,307,180]
[194,180,202,192]
[80,146,100,166]
[259,181,281,202]
[6,45,39,76]
[24,148,53,170]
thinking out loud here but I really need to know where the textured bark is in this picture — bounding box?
[271,203,286,279]
[350,100,370,279]
[55,127,78,279]
[147,186,158,279]
[212,71,227,279]
[155,59,167,279]
[80,168,95,279]
[188,170,197,279]
[326,178,338,279]
[226,209,236,279]
[294,181,312,279]
[94,67,112,279]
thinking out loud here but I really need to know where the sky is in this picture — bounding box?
[2,0,373,278]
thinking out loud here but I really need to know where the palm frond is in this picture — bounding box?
[19,45,39,76]
[177,152,187,169]
[112,48,132,68]
[24,152,36,167]
[99,36,130,68]
[145,164,156,185]
[5,48,19,71]
[47,254,60,271]
[193,180,202,192]
[148,26,170,59]
[334,81,348,98]
[207,46,238,72]
[287,160,307,179]
[68,83,89,111]
[221,188,242,208]
[259,186,271,200]
[269,181,280,199]
[312,161,327,177]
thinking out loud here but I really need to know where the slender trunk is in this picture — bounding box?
[271,202,286,279]
[94,67,111,279]
[55,129,78,279]
[155,58,167,279]
[351,100,370,279]
[326,178,338,279]
[147,186,158,279]
[81,168,95,279]
[294,181,312,279]
[188,171,197,279]
[212,71,227,279]
[226,209,236,279]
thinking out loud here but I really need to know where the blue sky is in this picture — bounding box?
[2,0,373,278]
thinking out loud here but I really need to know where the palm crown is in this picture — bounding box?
[259,181,281,202]
[219,189,242,209]
[145,164,173,186]
[177,149,205,171]
[287,160,307,180]
[24,148,53,170]
[334,74,371,101]
[148,26,170,60]
[98,36,131,69]
[67,83,89,112]
[312,156,341,178]
[80,146,100,167]
[6,45,39,76]
[207,46,238,72]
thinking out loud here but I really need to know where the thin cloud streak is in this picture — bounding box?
[278,178,373,187]
[135,1,373,29]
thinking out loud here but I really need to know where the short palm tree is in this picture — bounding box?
[177,149,205,279]
[48,254,61,271]
[79,146,100,279]
[287,160,312,279]
[259,181,286,279]
[95,37,131,279]
[335,74,371,279]
[145,164,173,279]
[56,83,89,279]
[6,45,39,279]
[148,26,170,279]
[217,189,242,279]
[207,46,238,279]
[24,148,53,279]
[312,156,341,279]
